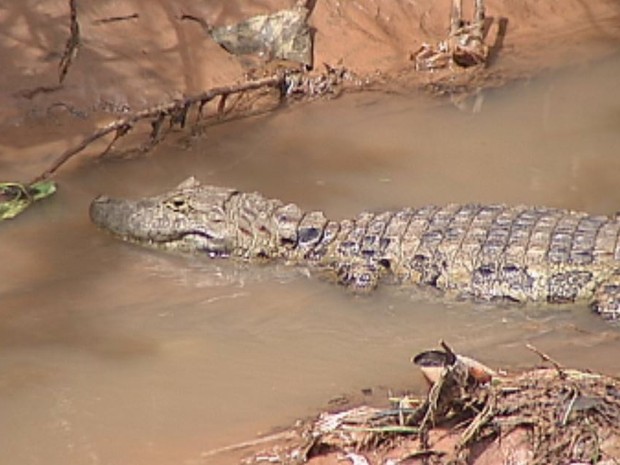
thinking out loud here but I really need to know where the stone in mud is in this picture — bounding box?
[210,7,313,67]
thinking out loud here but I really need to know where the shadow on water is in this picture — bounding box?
[2,54,620,464]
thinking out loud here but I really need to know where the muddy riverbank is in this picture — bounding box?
[1,0,619,183]
[2,0,620,129]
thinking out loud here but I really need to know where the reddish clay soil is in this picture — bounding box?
[1,0,619,127]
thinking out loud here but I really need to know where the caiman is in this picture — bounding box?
[90,177,620,320]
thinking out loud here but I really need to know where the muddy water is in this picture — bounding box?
[2,55,620,465]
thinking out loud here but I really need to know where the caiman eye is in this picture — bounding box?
[166,197,189,211]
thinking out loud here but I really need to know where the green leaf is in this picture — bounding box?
[0,180,57,221]
[28,180,57,200]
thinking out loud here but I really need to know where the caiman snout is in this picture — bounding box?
[89,195,111,227]
[89,195,136,238]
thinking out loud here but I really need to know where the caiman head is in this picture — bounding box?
[90,177,243,256]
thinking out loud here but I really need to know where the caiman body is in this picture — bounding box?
[90,177,620,319]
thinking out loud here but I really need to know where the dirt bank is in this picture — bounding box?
[1,0,619,128]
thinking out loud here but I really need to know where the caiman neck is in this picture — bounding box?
[227,192,330,260]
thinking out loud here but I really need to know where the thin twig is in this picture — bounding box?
[525,343,565,375]
[440,339,458,365]
[458,391,495,447]
[199,430,297,458]
[474,0,486,36]
[342,425,420,434]
[92,13,139,25]
[16,85,63,100]
[450,0,463,36]
[59,0,80,83]
[97,124,132,159]
[560,387,579,426]
[179,14,212,34]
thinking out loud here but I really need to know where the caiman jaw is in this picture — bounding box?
[153,232,232,256]
[89,195,233,255]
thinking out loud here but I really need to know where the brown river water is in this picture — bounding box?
[2,55,620,465]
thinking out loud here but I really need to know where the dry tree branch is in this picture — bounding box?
[179,14,213,34]
[31,75,284,183]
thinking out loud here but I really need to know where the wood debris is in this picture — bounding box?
[236,344,620,465]
[414,0,488,72]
